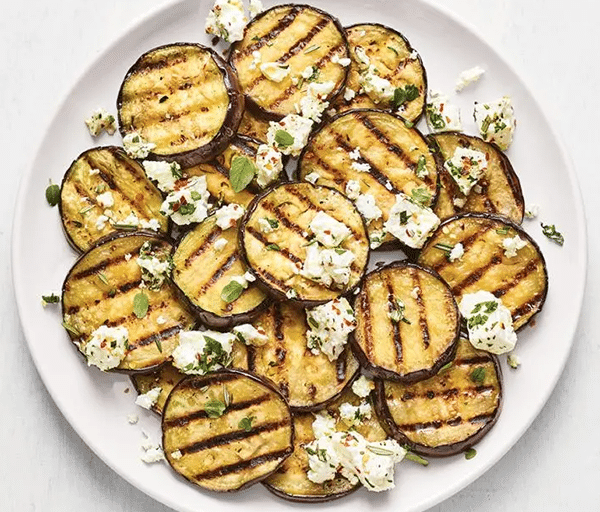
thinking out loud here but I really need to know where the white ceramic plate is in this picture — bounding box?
[12,0,586,511]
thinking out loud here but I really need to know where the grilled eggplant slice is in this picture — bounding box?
[239,182,370,305]
[297,109,438,249]
[246,302,360,411]
[131,343,249,414]
[417,213,548,330]
[60,147,168,252]
[162,370,294,492]
[229,4,349,119]
[352,262,460,383]
[187,162,255,208]
[237,109,271,143]
[332,24,427,123]
[172,214,269,329]
[375,337,502,456]
[429,133,524,223]
[62,232,195,372]
[117,43,244,167]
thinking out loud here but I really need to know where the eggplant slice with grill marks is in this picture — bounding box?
[117,43,244,167]
[418,213,548,330]
[246,301,360,411]
[172,214,270,329]
[332,24,427,123]
[428,133,524,223]
[297,109,438,250]
[375,336,502,457]
[263,386,386,502]
[60,146,168,252]
[62,232,195,372]
[352,262,460,383]
[229,4,349,119]
[162,370,294,492]
[239,182,370,305]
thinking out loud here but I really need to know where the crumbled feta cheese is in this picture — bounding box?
[214,237,228,251]
[260,62,290,82]
[384,193,440,248]
[82,325,129,371]
[85,108,116,137]
[339,400,372,426]
[369,230,385,249]
[384,181,393,191]
[160,176,210,226]
[258,217,278,234]
[135,387,161,410]
[255,144,283,188]
[300,65,316,79]
[95,215,109,231]
[473,96,516,150]
[156,315,167,325]
[343,87,356,102]
[267,114,314,157]
[351,161,371,173]
[122,132,156,159]
[354,46,371,69]
[359,65,395,104]
[345,180,361,200]
[215,203,245,230]
[410,286,421,299]
[444,147,488,195]
[453,197,467,208]
[449,242,464,262]
[352,375,375,398]
[233,323,268,346]
[331,53,351,66]
[349,147,362,161]
[455,66,485,92]
[140,444,165,464]
[459,291,517,354]
[141,218,161,231]
[502,235,527,258]
[136,241,173,290]
[142,160,183,193]
[171,450,183,460]
[299,81,336,122]
[248,0,263,18]
[312,411,337,438]
[355,194,382,224]
[89,168,100,176]
[306,298,356,361]
[409,49,419,60]
[302,244,355,289]
[96,191,114,208]
[205,0,247,43]
[249,50,262,70]
[525,204,539,219]
[309,211,351,248]
[507,353,521,369]
[304,172,320,184]
[124,253,132,262]
[172,330,235,374]
[127,414,139,424]
[426,91,462,133]
[286,288,298,299]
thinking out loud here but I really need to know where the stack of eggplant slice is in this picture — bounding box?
[53,1,550,504]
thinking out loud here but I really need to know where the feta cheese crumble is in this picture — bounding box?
[502,235,527,258]
[267,114,314,157]
[205,0,247,43]
[369,230,385,249]
[301,244,355,289]
[299,81,336,122]
[384,193,440,249]
[426,91,462,133]
[449,242,464,262]
[248,0,263,18]
[255,144,283,188]
[96,191,114,209]
[122,132,156,159]
[525,204,540,219]
[459,291,517,354]
[140,441,165,464]
[304,172,320,184]
[170,450,183,460]
[308,211,351,248]
[233,323,268,346]
[160,176,211,226]
[135,386,162,410]
[127,414,139,425]
[214,203,245,229]
[258,217,277,234]
[455,66,485,92]
[260,62,290,82]
[359,66,395,104]
[343,87,356,102]
[82,325,129,371]
[339,401,372,427]
[352,375,375,398]
[306,298,356,361]
[443,147,488,195]
[85,108,116,137]
[355,194,382,224]
[345,180,361,200]
[136,241,173,290]
[351,161,371,173]
[142,160,183,193]
[172,330,235,375]
[473,96,516,150]
[214,237,228,251]
[332,53,351,67]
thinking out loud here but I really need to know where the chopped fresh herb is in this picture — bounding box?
[304,44,320,54]
[426,104,446,130]
[190,191,202,201]
[133,291,149,319]
[496,227,510,235]
[41,293,60,306]
[366,445,395,456]
[238,416,255,432]
[45,183,60,207]
[229,155,257,193]
[221,280,244,303]
[266,243,281,251]
[415,155,427,178]
[399,210,409,225]
[404,120,414,128]
[434,243,454,253]
[469,366,486,384]
[97,273,109,286]
[62,321,80,336]
[178,203,196,216]
[387,46,399,55]
[266,218,279,229]
[204,398,226,418]
[274,130,294,148]
[465,448,477,460]
[108,289,116,298]
[392,85,419,109]
[170,163,183,180]
[404,451,429,466]
[481,115,492,134]
[155,338,163,353]
[112,223,138,230]
[308,317,319,329]
[438,361,453,373]
[251,36,260,41]
[410,187,431,207]
[79,205,94,215]
[334,248,346,255]
[540,223,564,246]
[307,65,320,82]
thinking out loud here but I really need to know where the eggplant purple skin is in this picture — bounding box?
[161,368,295,493]
[237,181,371,308]
[60,230,185,376]
[342,22,429,125]
[350,260,461,384]
[262,480,359,503]
[58,145,171,254]
[117,43,245,169]
[228,4,350,122]
[373,353,503,457]
[417,212,549,332]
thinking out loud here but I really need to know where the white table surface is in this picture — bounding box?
[1,0,598,510]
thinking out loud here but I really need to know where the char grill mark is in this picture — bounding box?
[246,226,302,265]
[261,201,312,242]
[397,411,496,432]
[383,275,403,362]
[64,279,142,314]
[454,356,491,366]
[196,254,238,295]
[135,53,188,73]
[512,292,545,319]
[183,227,222,267]
[254,267,293,293]
[130,325,183,350]
[70,250,140,281]
[193,448,292,481]
[492,259,540,298]
[397,384,495,403]
[360,288,374,360]
[431,226,494,273]
[413,269,430,350]
[450,250,504,295]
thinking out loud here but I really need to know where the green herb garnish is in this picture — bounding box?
[238,416,255,432]
[229,155,257,193]
[41,293,60,306]
[274,130,294,148]
[178,203,196,216]
[469,367,486,384]
[465,448,477,460]
[404,451,429,466]
[62,321,80,336]
[45,183,60,207]
[366,445,396,456]
[266,218,279,229]
[415,155,427,178]
[266,243,281,251]
[392,85,419,109]
[426,104,446,130]
[304,44,320,54]
[205,399,227,418]
[221,280,244,303]
[133,291,149,319]
[410,187,431,207]
[434,243,453,254]
[540,223,564,246]
[97,273,109,286]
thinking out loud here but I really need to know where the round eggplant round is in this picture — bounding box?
[61,231,196,373]
[59,146,169,252]
[171,214,270,330]
[352,261,460,383]
[332,23,427,123]
[246,301,360,411]
[297,109,439,251]
[162,369,294,493]
[417,213,548,330]
[374,336,503,457]
[117,43,244,167]
[239,182,370,306]
[229,4,349,120]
